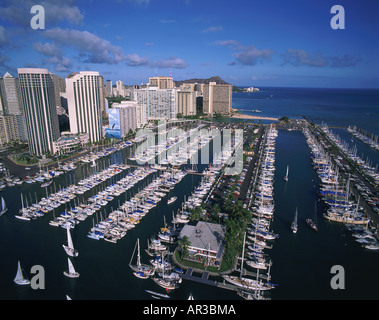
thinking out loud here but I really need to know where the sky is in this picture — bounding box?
[0,0,378,88]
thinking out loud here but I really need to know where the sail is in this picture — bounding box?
[67,258,76,274]
[14,261,23,282]
[14,261,30,285]
[67,227,74,250]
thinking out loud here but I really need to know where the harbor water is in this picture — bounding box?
[1,87,379,300]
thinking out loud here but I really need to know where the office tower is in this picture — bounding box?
[106,80,113,96]
[134,86,176,120]
[116,80,125,96]
[51,73,66,108]
[136,103,147,128]
[0,72,27,143]
[203,82,232,115]
[111,101,137,138]
[149,76,174,89]
[176,90,197,116]
[99,76,106,114]
[18,68,60,155]
[66,71,103,143]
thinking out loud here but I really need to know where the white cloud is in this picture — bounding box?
[202,26,223,33]
[233,45,274,66]
[0,0,83,27]
[43,28,127,65]
[33,42,62,57]
[153,56,187,69]
[126,54,149,67]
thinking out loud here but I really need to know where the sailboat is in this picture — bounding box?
[14,261,30,285]
[91,158,96,168]
[41,179,53,188]
[63,258,79,278]
[63,227,79,257]
[0,197,8,216]
[129,238,155,279]
[223,233,274,291]
[291,208,298,233]
[306,201,318,232]
[167,196,177,205]
[284,165,289,182]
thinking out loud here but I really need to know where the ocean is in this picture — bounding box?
[0,87,378,301]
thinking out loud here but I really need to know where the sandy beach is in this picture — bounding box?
[231,113,279,121]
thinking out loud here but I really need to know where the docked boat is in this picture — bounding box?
[222,275,274,291]
[152,277,179,290]
[130,239,155,278]
[167,196,177,205]
[41,180,53,188]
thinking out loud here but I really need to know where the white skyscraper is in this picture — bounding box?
[134,86,176,120]
[66,71,103,143]
[116,80,124,97]
[111,101,137,138]
[18,68,60,155]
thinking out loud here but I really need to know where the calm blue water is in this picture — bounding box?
[1,87,378,301]
[233,87,379,135]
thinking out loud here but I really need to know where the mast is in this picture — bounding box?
[240,232,246,279]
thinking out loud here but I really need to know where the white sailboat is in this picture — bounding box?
[0,197,8,216]
[167,196,177,205]
[291,208,298,233]
[284,165,289,182]
[14,261,30,285]
[91,158,96,168]
[130,238,154,278]
[63,258,79,278]
[63,227,79,257]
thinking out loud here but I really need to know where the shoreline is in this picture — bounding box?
[231,112,279,122]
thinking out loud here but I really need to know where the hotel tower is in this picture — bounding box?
[66,71,103,143]
[17,68,60,155]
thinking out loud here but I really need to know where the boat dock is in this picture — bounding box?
[180,268,269,293]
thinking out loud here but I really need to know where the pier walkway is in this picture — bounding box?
[180,267,269,293]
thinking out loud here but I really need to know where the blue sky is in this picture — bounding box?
[0,0,378,88]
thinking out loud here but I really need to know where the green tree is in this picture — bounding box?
[178,236,191,259]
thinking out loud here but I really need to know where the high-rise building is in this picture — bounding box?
[116,80,124,97]
[111,101,137,138]
[134,86,176,120]
[18,68,60,155]
[51,73,66,109]
[99,75,106,114]
[105,80,113,97]
[66,71,103,143]
[176,90,197,117]
[149,77,174,89]
[203,82,232,116]
[0,72,27,143]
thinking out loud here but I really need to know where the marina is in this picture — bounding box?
[1,90,378,300]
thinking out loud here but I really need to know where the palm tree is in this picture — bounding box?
[178,236,191,260]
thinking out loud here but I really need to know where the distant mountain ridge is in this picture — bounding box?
[174,76,244,92]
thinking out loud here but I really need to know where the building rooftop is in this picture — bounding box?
[179,221,225,253]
